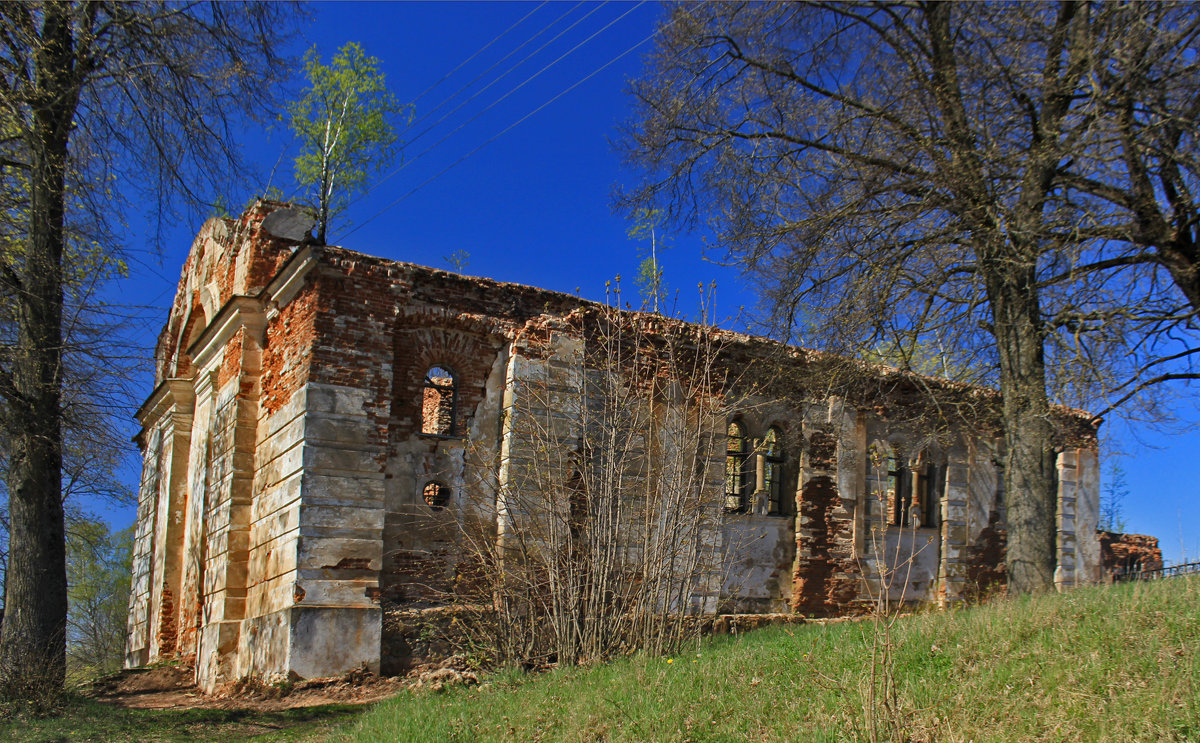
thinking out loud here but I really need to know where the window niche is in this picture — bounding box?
[724,420,750,513]
[421,366,457,436]
[763,426,786,515]
[884,450,910,526]
[882,448,939,528]
[422,481,450,511]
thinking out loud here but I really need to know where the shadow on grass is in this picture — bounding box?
[1,694,369,743]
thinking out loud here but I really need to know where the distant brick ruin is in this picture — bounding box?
[127,201,1118,690]
[1099,531,1164,579]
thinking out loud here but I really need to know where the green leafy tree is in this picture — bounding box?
[65,518,132,682]
[0,2,292,699]
[290,42,408,244]
[628,208,669,312]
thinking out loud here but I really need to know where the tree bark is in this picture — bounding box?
[926,1,1060,594]
[983,243,1058,594]
[0,4,80,693]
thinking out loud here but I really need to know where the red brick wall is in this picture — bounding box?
[792,427,861,615]
[261,283,318,416]
[1099,531,1163,578]
[151,200,304,387]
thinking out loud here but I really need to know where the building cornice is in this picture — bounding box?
[263,243,321,311]
[135,378,196,429]
[187,295,266,372]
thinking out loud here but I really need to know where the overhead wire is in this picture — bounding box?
[344,14,664,239]
[407,1,549,109]
[405,1,591,143]
[346,1,648,214]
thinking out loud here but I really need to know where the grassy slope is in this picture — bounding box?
[340,577,1200,742]
[5,577,1197,742]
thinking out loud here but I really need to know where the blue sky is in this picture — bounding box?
[105,1,1199,565]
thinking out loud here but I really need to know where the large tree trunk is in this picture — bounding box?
[985,247,1058,594]
[0,5,78,694]
[926,1,1059,594]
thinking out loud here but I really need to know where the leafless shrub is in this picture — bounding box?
[446,287,748,667]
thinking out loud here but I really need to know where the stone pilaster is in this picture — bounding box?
[147,380,195,659]
[937,449,971,607]
[1055,449,1079,591]
[792,403,859,615]
[1075,447,1101,584]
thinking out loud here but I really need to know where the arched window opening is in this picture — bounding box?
[174,310,207,378]
[917,461,940,528]
[763,427,786,515]
[422,366,457,436]
[724,421,750,513]
[886,452,910,526]
[885,451,937,528]
[422,481,450,511]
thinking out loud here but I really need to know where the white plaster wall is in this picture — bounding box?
[720,517,794,611]
[880,528,941,602]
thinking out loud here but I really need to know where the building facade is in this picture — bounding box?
[125,202,1103,690]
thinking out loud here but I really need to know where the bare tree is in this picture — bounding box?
[0,2,294,698]
[447,289,740,666]
[622,1,1200,594]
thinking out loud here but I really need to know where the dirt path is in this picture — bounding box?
[86,657,479,712]
[88,664,409,711]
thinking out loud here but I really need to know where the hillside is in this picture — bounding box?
[5,576,1198,742]
[339,577,1200,742]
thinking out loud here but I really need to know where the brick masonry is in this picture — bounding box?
[1098,531,1164,579]
[126,203,1129,687]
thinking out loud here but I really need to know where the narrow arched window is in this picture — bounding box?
[422,481,450,511]
[422,366,457,435]
[915,459,939,528]
[886,451,910,526]
[763,427,786,515]
[724,421,750,513]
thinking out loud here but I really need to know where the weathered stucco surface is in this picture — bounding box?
[127,202,1119,688]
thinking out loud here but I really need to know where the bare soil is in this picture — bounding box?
[85,655,484,714]
[87,663,409,712]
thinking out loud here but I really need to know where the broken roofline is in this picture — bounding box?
[300,241,1095,429]
[139,226,1096,439]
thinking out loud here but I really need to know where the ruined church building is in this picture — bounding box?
[127,202,1110,690]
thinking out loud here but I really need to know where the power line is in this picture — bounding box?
[374,2,618,194]
[406,1,590,140]
[344,20,662,239]
[350,2,648,211]
[408,1,549,109]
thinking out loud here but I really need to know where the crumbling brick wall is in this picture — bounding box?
[1099,531,1163,579]
[129,202,1118,686]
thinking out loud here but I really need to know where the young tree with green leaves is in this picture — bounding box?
[628,208,670,313]
[290,42,408,245]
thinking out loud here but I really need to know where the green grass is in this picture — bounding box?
[0,696,364,743]
[336,576,1200,742]
[6,577,1199,742]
